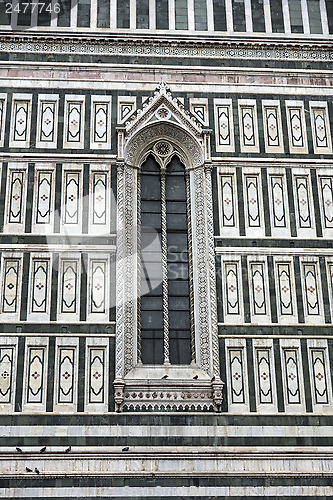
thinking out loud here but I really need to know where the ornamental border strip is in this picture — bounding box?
[0,38,332,62]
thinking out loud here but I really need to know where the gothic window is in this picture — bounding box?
[139,155,192,366]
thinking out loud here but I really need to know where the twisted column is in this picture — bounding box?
[185,171,196,364]
[160,169,170,365]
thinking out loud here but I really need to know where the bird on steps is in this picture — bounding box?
[35,468,40,475]
[65,446,71,453]
[161,374,168,379]
[16,447,23,453]
[122,447,129,452]
[25,467,32,473]
[39,446,46,453]
[193,375,199,379]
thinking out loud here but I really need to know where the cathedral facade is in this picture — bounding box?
[0,0,333,497]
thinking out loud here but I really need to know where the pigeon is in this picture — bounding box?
[34,467,40,475]
[211,376,215,382]
[39,446,46,453]
[16,447,23,453]
[122,446,129,452]
[25,467,32,473]
[65,446,71,453]
[161,374,168,379]
[193,375,198,379]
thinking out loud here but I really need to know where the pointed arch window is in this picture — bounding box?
[139,154,194,365]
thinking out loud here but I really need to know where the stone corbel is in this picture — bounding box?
[114,378,125,412]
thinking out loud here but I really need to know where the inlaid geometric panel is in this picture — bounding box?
[118,96,136,124]
[92,172,107,226]
[0,347,14,404]
[63,171,80,225]
[26,347,45,404]
[256,349,273,404]
[0,94,7,148]
[89,260,107,314]
[309,102,332,154]
[9,95,32,148]
[190,98,209,126]
[283,349,301,404]
[36,95,59,148]
[270,176,286,228]
[63,96,85,149]
[1,259,20,314]
[295,176,312,228]
[35,170,53,225]
[302,262,320,316]
[310,349,329,405]
[90,96,112,149]
[229,349,245,404]
[286,101,308,153]
[262,101,284,152]
[224,262,240,315]
[276,262,294,316]
[250,262,267,315]
[214,99,234,152]
[241,107,255,146]
[238,101,259,152]
[60,260,78,314]
[220,175,236,228]
[7,170,25,224]
[31,259,49,314]
[88,348,105,404]
[319,177,333,228]
[57,348,75,404]
[244,175,261,228]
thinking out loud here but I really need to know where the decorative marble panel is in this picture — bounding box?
[286,101,308,153]
[276,262,294,316]
[319,176,333,228]
[0,94,7,148]
[295,175,312,228]
[270,175,286,228]
[0,347,14,404]
[1,259,20,314]
[229,349,245,404]
[89,260,107,314]
[256,348,273,404]
[63,171,80,225]
[88,348,106,404]
[224,262,240,316]
[190,98,209,126]
[302,261,320,316]
[118,96,136,124]
[92,172,107,226]
[220,174,236,228]
[90,96,112,149]
[238,100,259,152]
[36,95,59,149]
[63,96,85,149]
[250,262,267,315]
[262,100,284,153]
[245,175,261,227]
[31,259,49,314]
[214,99,234,152]
[60,260,78,314]
[57,347,75,404]
[9,94,32,148]
[310,349,329,405]
[26,347,45,404]
[283,348,301,404]
[309,102,332,154]
[35,170,53,225]
[7,170,25,225]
